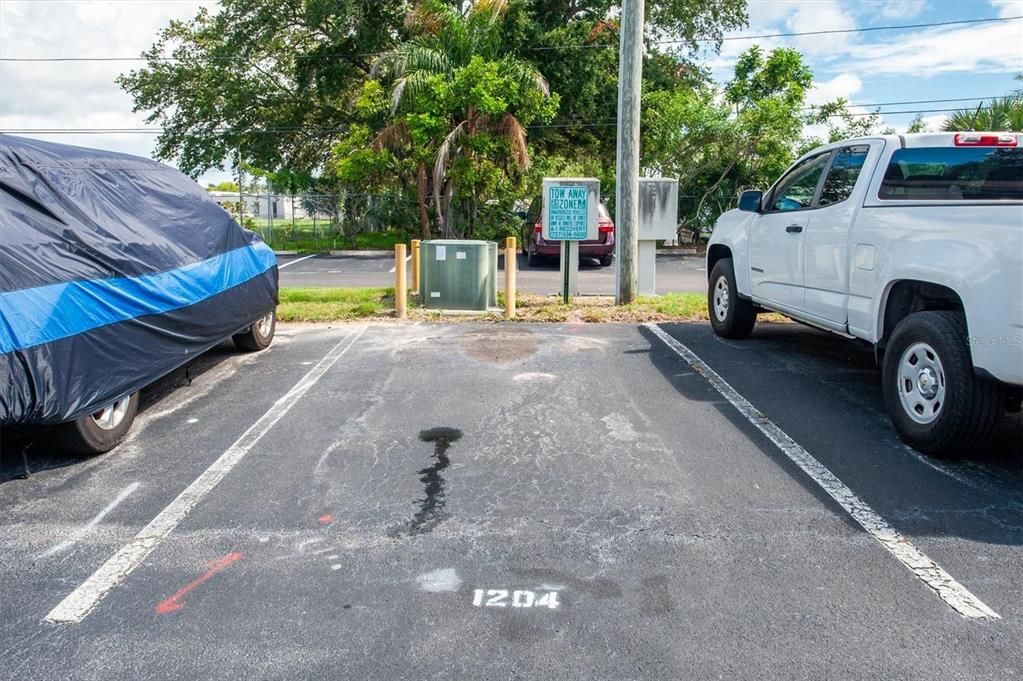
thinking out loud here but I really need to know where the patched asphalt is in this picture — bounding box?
[1,322,1021,680]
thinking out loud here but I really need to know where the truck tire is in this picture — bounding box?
[52,392,140,455]
[882,311,1005,456]
[708,258,757,339]
[233,308,276,352]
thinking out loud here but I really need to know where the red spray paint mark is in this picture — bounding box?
[318,514,334,525]
[155,552,242,615]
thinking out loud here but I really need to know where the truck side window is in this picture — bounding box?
[768,153,830,212]
[818,146,869,207]
[879,147,1023,200]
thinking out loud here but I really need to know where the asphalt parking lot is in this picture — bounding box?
[277,252,707,294]
[2,321,1021,680]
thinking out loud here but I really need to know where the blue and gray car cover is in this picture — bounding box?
[0,135,278,425]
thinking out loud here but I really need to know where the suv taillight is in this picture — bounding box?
[598,219,614,234]
[954,132,1018,147]
[534,222,542,234]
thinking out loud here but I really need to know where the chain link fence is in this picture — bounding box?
[211,192,419,250]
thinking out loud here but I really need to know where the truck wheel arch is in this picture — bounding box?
[707,244,732,282]
[877,280,966,355]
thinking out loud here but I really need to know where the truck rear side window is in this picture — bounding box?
[819,146,869,207]
[879,147,1023,201]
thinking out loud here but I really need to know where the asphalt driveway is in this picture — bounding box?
[1,321,1020,680]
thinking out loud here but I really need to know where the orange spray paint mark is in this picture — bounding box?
[318,514,333,525]
[155,552,242,615]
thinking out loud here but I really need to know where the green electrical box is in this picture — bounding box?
[419,240,498,311]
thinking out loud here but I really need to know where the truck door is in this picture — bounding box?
[802,144,873,325]
[749,151,831,310]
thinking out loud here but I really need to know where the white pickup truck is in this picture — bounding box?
[706,132,1023,456]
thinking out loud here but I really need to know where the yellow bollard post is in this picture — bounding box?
[411,239,421,297]
[504,236,516,318]
[395,243,407,320]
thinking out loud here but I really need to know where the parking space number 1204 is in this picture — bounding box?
[472,589,560,609]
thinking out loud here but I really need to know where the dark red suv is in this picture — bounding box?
[521,195,615,267]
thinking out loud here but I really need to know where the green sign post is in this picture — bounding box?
[548,185,588,303]
[541,178,600,303]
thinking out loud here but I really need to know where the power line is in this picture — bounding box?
[529,15,1023,50]
[800,95,1009,111]
[0,106,994,137]
[2,15,1019,62]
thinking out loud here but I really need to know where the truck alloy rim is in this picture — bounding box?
[92,397,130,431]
[713,276,730,322]
[897,342,946,425]
[255,311,274,338]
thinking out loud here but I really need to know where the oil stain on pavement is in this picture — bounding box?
[391,427,462,537]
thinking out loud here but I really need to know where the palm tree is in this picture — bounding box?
[942,96,1023,132]
[375,0,551,237]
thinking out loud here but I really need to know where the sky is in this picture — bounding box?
[1,0,1021,186]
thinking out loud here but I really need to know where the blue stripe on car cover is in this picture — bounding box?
[0,243,277,353]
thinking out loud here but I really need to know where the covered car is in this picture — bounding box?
[1,135,278,452]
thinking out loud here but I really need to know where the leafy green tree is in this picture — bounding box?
[371,0,557,237]
[118,0,408,177]
[905,114,929,134]
[208,181,240,192]
[642,46,814,240]
[942,96,1023,132]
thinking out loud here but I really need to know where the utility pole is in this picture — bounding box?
[614,0,644,304]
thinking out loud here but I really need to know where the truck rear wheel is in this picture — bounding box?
[882,311,1005,456]
[52,392,140,455]
[708,258,756,339]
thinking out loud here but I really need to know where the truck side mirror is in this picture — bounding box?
[738,190,763,213]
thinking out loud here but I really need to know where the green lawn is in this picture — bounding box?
[277,288,395,322]
[276,287,713,323]
[258,228,411,253]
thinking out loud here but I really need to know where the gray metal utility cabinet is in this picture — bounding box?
[637,178,679,295]
[419,240,498,311]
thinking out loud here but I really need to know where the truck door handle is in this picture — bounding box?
[786,224,803,233]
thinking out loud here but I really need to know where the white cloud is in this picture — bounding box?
[991,0,1023,18]
[786,1,858,56]
[845,19,1023,75]
[877,1,928,19]
[0,0,216,175]
[805,73,863,106]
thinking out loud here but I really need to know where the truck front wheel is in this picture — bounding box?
[708,258,757,339]
[882,311,1005,456]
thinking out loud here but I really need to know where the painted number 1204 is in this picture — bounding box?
[472,589,560,609]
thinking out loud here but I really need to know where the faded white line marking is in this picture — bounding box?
[512,372,556,382]
[277,253,318,269]
[417,568,462,593]
[40,482,141,558]
[388,254,413,273]
[644,323,1000,620]
[45,326,368,624]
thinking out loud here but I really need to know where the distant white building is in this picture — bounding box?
[207,190,309,220]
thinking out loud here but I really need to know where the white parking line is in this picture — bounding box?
[277,254,318,269]
[644,323,1000,620]
[45,325,368,624]
[40,482,141,558]
[388,254,412,273]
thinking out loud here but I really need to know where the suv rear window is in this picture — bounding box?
[879,147,1023,201]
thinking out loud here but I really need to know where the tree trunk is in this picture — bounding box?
[417,161,431,240]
